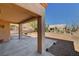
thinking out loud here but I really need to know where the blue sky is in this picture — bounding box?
[45,3,79,25]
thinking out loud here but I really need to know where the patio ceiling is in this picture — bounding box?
[0,3,38,23]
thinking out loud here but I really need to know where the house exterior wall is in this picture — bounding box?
[48,24,66,32]
[0,20,10,42]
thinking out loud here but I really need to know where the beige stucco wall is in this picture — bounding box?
[0,20,10,42]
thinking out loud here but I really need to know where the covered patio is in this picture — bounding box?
[0,3,49,55]
[0,36,53,56]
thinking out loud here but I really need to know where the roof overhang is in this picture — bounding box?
[40,3,48,8]
[0,3,46,24]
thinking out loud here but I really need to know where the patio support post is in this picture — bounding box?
[37,16,45,54]
[18,23,22,39]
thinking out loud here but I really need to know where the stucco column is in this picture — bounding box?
[18,24,22,39]
[37,16,45,54]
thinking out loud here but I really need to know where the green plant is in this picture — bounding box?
[71,25,77,32]
[45,24,49,32]
[29,20,37,32]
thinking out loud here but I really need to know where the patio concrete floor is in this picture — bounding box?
[0,36,54,56]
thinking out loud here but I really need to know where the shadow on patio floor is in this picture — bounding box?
[46,38,79,56]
